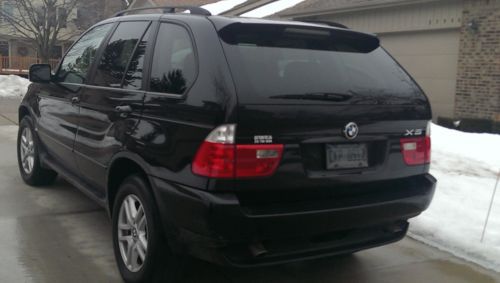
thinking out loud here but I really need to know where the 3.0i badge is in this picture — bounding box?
[343,122,359,140]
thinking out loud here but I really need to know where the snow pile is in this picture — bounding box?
[202,0,248,15]
[241,0,306,18]
[0,75,30,98]
[409,124,500,271]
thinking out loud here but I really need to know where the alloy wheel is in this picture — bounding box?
[117,194,148,272]
[19,127,35,174]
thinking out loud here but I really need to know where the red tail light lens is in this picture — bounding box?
[400,136,431,165]
[192,141,235,178]
[192,124,284,178]
[235,144,283,178]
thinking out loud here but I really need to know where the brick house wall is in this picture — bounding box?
[455,0,500,125]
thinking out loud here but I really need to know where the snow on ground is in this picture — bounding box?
[0,75,30,98]
[202,0,248,15]
[409,124,500,271]
[240,0,306,18]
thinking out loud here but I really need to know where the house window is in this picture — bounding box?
[1,1,14,23]
[0,41,9,68]
[50,45,62,59]
[57,7,67,28]
[0,41,9,57]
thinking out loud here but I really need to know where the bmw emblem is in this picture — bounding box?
[343,122,359,140]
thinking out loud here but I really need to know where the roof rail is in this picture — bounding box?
[113,6,212,17]
[299,20,349,29]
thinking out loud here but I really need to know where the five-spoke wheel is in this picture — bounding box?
[17,116,57,186]
[118,194,148,272]
[19,127,35,174]
[112,175,179,283]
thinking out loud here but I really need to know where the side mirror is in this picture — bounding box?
[29,64,52,83]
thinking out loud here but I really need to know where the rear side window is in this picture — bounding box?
[94,21,150,88]
[219,23,424,105]
[149,23,196,95]
[56,24,112,84]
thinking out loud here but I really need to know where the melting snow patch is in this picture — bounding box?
[410,124,500,272]
[0,75,30,98]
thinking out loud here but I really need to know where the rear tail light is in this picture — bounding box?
[192,124,283,178]
[400,122,431,165]
[235,144,283,177]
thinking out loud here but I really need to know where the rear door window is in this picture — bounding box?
[149,23,196,95]
[94,21,150,88]
[219,23,424,105]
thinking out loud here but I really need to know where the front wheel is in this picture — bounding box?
[17,116,57,186]
[112,175,181,283]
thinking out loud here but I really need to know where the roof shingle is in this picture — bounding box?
[130,0,218,9]
[277,0,424,17]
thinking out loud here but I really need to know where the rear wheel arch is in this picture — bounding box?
[107,155,154,217]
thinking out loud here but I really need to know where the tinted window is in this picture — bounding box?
[219,24,424,105]
[94,21,150,88]
[56,24,112,84]
[150,23,196,94]
[123,26,151,90]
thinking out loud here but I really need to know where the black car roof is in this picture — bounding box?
[207,16,378,40]
[207,16,342,30]
[92,12,376,40]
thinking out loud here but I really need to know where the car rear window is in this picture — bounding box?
[218,23,425,105]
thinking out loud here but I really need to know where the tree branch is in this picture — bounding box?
[0,0,84,62]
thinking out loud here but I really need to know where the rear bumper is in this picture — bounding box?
[150,174,436,267]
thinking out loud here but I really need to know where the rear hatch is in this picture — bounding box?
[215,20,432,194]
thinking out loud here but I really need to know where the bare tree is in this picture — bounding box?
[0,0,80,63]
[122,0,131,8]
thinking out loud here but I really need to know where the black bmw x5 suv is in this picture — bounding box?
[18,6,436,283]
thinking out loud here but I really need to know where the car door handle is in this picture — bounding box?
[115,105,132,113]
[71,96,80,105]
[115,105,133,114]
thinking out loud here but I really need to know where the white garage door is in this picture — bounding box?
[379,29,460,119]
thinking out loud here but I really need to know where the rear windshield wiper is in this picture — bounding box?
[269,92,353,102]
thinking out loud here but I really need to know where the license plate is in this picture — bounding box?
[326,144,368,169]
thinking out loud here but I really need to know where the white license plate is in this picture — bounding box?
[326,144,368,169]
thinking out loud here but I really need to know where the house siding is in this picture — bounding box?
[312,0,463,34]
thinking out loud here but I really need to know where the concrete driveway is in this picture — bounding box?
[0,98,20,126]
[0,98,499,283]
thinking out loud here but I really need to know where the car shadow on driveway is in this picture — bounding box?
[3,177,500,283]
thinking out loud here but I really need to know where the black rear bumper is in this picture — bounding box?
[150,174,436,267]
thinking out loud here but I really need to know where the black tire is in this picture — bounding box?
[17,116,57,186]
[112,175,182,283]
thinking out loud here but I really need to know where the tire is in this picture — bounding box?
[112,175,182,283]
[17,116,57,186]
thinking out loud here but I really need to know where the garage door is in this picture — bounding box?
[379,29,460,119]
